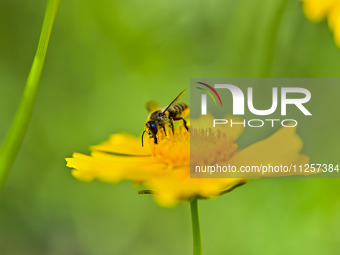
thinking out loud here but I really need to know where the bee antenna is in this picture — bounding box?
[141,130,146,147]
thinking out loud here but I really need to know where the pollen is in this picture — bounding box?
[149,126,238,169]
[149,126,190,168]
[191,128,238,167]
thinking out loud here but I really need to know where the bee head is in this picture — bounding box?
[146,121,158,136]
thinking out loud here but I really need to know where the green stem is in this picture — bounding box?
[0,0,60,191]
[190,198,202,255]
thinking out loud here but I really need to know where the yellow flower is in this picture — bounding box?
[66,115,310,207]
[301,0,340,47]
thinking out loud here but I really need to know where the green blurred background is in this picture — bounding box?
[1,0,340,254]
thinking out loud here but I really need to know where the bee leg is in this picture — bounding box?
[173,117,189,131]
[162,124,167,136]
[169,118,175,134]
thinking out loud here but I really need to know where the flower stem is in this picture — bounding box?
[0,0,60,192]
[190,198,202,255]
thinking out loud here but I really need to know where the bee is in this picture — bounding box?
[142,89,190,146]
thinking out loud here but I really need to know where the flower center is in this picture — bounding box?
[149,126,190,168]
[191,128,238,167]
[148,126,237,168]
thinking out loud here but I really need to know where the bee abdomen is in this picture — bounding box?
[168,103,189,118]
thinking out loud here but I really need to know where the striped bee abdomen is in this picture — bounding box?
[168,103,189,118]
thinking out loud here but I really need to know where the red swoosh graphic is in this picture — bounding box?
[197,82,223,106]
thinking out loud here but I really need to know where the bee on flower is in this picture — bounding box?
[66,92,311,207]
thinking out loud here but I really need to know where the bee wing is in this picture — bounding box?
[146,100,161,112]
[162,89,187,114]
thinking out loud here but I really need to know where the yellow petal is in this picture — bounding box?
[302,0,334,22]
[228,126,308,177]
[91,133,151,156]
[66,152,165,183]
[327,2,340,47]
[143,167,246,207]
